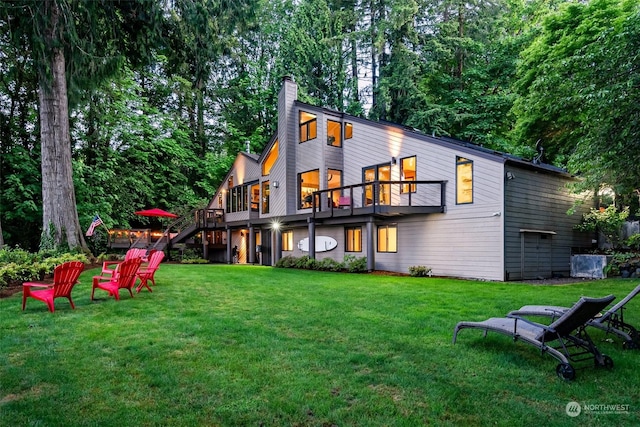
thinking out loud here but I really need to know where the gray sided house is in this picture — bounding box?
[199,77,592,281]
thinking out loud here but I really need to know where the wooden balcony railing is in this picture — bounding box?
[311,180,447,218]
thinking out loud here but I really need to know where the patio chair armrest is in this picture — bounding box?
[22,282,54,289]
[102,260,122,269]
[507,314,557,333]
[543,308,566,322]
[92,275,112,285]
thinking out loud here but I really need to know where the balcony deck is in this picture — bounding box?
[312,180,447,220]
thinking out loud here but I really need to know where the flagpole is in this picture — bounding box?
[98,215,109,233]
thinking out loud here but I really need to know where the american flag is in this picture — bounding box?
[85,215,103,236]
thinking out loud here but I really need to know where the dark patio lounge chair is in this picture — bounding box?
[508,284,640,350]
[453,294,616,380]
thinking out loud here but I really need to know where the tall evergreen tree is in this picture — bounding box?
[1,0,164,250]
[513,0,640,197]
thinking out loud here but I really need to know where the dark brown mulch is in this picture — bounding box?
[1,282,26,299]
[371,270,410,277]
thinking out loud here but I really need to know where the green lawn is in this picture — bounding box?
[1,264,638,426]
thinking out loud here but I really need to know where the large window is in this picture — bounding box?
[327,120,342,147]
[299,169,320,209]
[262,140,279,176]
[401,156,416,193]
[227,185,250,213]
[282,230,294,251]
[250,183,259,212]
[299,111,317,142]
[345,227,362,252]
[327,169,342,207]
[377,224,397,253]
[456,156,473,204]
[262,181,270,214]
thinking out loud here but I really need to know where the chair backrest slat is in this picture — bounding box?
[52,261,84,298]
[538,295,615,341]
[116,258,142,289]
[125,248,146,261]
[146,251,164,271]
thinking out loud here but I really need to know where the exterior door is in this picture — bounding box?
[363,164,391,206]
[261,229,272,266]
[522,232,553,279]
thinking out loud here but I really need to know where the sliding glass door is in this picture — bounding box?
[363,164,391,206]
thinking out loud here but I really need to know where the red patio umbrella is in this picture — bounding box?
[134,208,178,218]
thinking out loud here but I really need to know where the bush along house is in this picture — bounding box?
[194,77,592,281]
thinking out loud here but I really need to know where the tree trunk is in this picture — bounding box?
[38,0,87,251]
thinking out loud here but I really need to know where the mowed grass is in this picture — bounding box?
[1,264,639,426]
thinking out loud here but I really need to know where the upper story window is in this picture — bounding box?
[299,111,317,142]
[401,156,417,193]
[250,183,259,212]
[327,120,342,147]
[299,169,319,209]
[262,181,270,214]
[262,139,279,176]
[345,123,353,140]
[228,176,234,188]
[227,184,249,213]
[456,156,473,204]
[327,169,342,207]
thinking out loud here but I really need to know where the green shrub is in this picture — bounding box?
[626,234,640,251]
[603,251,640,277]
[574,206,629,248]
[0,247,36,265]
[275,254,367,273]
[97,252,124,263]
[294,255,319,270]
[344,255,367,273]
[275,255,299,268]
[409,265,432,277]
[181,249,202,261]
[316,257,344,272]
[0,262,40,284]
[0,249,88,288]
[181,258,209,264]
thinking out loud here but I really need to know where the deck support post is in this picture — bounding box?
[226,227,232,264]
[248,224,256,264]
[308,218,316,259]
[366,218,375,272]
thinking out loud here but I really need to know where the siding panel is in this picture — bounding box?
[504,167,592,280]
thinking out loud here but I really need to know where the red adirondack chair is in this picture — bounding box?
[136,250,165,293]
[22,261,85,312]
[141,249,157,263]
[99,248,146,280]
[91,257,142,301]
